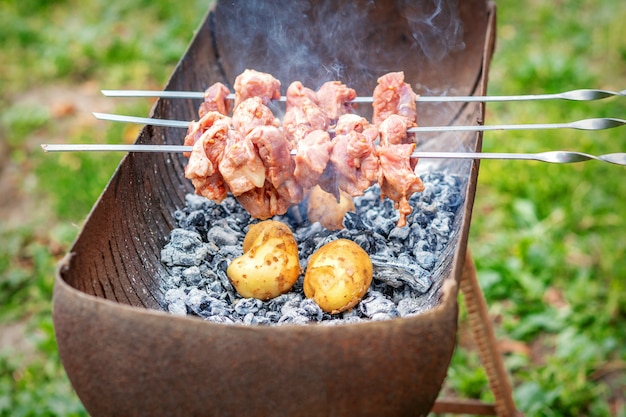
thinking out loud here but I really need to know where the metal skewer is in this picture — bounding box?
[93,112,191,128]
[101,88,626,103]
[92,112,626,133]
[40,144,626,166]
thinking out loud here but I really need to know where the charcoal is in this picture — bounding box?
[342,211,371,231]
[159,174,465,325]
[265,311,282,323]
[206,315,235,324]
[182,266,203,286]
[348,230,389,255]
[414,251,437,271]
[359,291,399,320]
[185,194,213,211]
[369,253,431,293]
[216,245,242,259]
[206,224,241,246]
[441,187,463,209]
[168,300,187,316]
[163,272,183,288]
[174,209,187,224]
[397,298,424,317]
[278,310,311,325]
[431,215,451,236]
[299,298,325,321]
[181,210,207,229]
[244,313,274,325]
[280,295,305,316]
[161,229,208,267]
[234,298,263,315]
[164,288,187,304]
[388,225,411,241]
[206,279,224,295]
[184,288,211,314]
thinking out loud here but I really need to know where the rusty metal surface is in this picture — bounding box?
[52,1,496,415]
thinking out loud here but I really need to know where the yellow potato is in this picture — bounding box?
[306,185,356,230]
[304,239,373,314]
[227,220,300,300]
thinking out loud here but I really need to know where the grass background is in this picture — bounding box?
[0,0,624,415]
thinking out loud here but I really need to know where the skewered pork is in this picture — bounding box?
[316,81,357,121]
[373,73,424,226]
[377,144,424,227]
[184,114,232,202]
[233,69,281,108]
[218,130,266,196]
[283,81,329,144]
[372,71,418,125]
[198,82,232,118]
[293,130,332,190]
[232,97,280,135]
[183,111,230,157]
[247,125,302,205]
[184,70,427,227]
[327,114,379,197]
[235,181,293,220]
[378,114,415,146]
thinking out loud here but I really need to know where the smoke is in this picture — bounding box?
[399,0,465,62]
[214,0,465,92]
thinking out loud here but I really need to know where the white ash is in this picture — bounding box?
[160,172,464,325]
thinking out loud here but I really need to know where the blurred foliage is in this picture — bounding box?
[446,0,626,416]
[0,0,211,415]
[0,0,625,415]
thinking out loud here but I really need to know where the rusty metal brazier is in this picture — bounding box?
[53,1,496,415]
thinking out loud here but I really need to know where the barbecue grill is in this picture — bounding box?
[52,1,502,415]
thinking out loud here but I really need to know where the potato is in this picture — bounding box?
[304,239,373,314]
[227,220,300,300]
[307,185,356,230]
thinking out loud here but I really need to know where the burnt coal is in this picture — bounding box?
[160,172,464,325]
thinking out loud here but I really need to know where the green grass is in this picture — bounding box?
[0,0,625,415]
[448,1,626,415]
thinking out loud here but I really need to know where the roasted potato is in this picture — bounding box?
[304,239,373,313]
[306,185,356,230]
[227,220,300,300]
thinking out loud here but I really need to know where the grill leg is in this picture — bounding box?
[432,249,523,417]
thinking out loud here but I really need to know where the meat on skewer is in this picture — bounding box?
[315,113,378,199]
[235,181,293,221]
[373,72,424,227]
[378,114,415,146]
[232,97,280,136]
[334,113,372,135]
[218,76,280,197]
[324,114,379,197]
[247,125,303,205]
[316,81,357,121]
[233,69,281,108]
[372,71,418,125]
[188,71,296,217]
[218,129,266,196]
[233,74,305,218]
[198,82,232,118]
[293,129,332,190]
[184,113,232,203]
[183,111,230,157]
[377,144,424,227]
[283,81,329,144]
[184,70,427,227]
